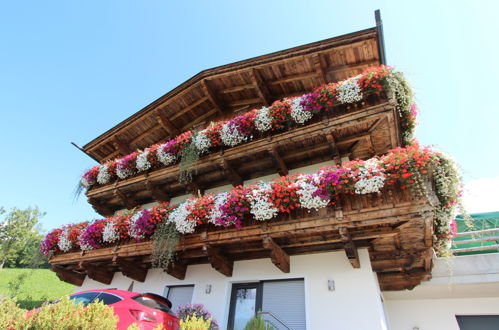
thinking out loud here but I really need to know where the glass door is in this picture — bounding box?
[228,283,262,330]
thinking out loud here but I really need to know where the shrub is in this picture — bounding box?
[177,304,218,330]
[244,314,276,330]
[180,313,212,330]
[0,298,25,329]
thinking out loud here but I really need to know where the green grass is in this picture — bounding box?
[0,268,74,309]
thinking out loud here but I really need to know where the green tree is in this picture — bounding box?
[0,206,46,269]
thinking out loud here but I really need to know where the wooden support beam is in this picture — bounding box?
[165,262,187,280]
[202,244,233,277]
[157,111,180,136]
[112,136,132,155]
[339,227,360,268]
[268,146,288,176]
[267,72,318,86]
[114,189,139,210]
[81,263,114,285]
[263,237,290,273]
[219,158,243,187]
[145,179,171,203]
[201,80,224,115]
[325,131,339,159]
[311,53,328,85]
[185,181,203,197]
[87,197,114,217]
[336,132,371,146]
[250,68,272,106]
[51,265,85,286]
[113,257,148,282]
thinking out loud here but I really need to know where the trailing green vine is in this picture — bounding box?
[151,221,180,270]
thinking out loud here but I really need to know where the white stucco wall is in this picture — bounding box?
[79,249,387,330]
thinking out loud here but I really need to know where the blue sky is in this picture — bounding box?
[1,1,498,231]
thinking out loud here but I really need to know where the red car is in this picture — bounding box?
[68,289,179,330]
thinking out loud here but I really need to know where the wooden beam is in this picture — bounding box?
[325,131,339,159]
[87,197,114,217]
[51,265,85,286]
[114,257,148,282]
[250,68,272,106]
[263,237,290,273]
[267,72,318,86]
[202,244,233,277]
[157,111,180,136]
[311,53,327,85]
[336,132,371,145]
[114,189,138,210]
[219,83,255,94]
[145,179,170,203]
[339,227,360,268]
[268,146,288,176]
[219,158,243,187]
[228,98,261,108]
[112,136,132,155]
[81,263,114,285]
[170,97,209,121]
[201,80,224,115]
[165,262,187,280]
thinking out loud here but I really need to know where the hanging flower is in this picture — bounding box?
[207,192,229,226]
[336,76,363,104]
[220,121,247,147]
[102,221,119,243]
[248,183,278,221]
[255,106,273,132]
[157,142,177,166]
[295,173,330,211]
[352,158,386,194]
[136,150,152,172]
[96,164,111,185]
[193,131,212,154]
[128,209,153,240]
[41,228,62,257]
[290,96,313,125]
[170,200,197,234]
[81,166,99,188]
[78,219,107,251]
[117,153,138,179]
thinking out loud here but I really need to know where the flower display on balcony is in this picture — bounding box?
[80,66,416,190]
[43,144,461,258]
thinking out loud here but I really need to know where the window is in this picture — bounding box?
[228,279,306,330]
[94,292,123,305]
[69,292,100,306]
[456,315,499,330]
[164,285,194,313]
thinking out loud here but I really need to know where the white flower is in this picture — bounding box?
[128,210,146,240]
[58,228,72,252]
[207,192,229,226]
[96,164,111,185]
[80,177,91,188]
[116,162,134,179]
[170,200,197,234]
[336,76,363,104]
[290,96,313,124]
[193,131,211,154]
[102,221,119,243]
[296,173,329,211]
[220,121,248,147]
[248,183,278,221]
[255,107,272,132]
[156,144,176,166]
[354,159,386,194]
[136,150,151,172]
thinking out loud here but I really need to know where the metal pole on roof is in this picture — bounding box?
[375,9,387,65]
[71,142,100,163]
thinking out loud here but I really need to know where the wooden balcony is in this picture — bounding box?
[53,183,435,291]
[87,94,402,216]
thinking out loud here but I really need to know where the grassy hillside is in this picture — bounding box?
[0,268,74,309]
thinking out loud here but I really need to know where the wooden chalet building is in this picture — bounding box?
[45,11,494,330]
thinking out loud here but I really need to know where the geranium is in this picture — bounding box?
[255,106,273,132]
[157,141,177,166]
[128,209,152,240]
[290,96,313,125]
[218,187,251,227]
[248,183,278,221]
[351,158,386,194]
[220,114,254,147]
[57,223,87,252]
[268,100,291,131]
[186,195,214,225]
[335,75,363,104]
[40,228,62,257]
[136,149,152,172]
[170,200,197,234]
[270,176,300,213]
[81,166,99,188]
[295,173,330,211]
[79,219,107,250]
[117,153,138,179]
[206,192,229,226]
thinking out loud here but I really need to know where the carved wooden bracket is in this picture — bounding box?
[311,53,328,85]
[114,257,148,282]
[88,197,114,217]
[250,68,272,106]
[220,158,243,187]
[203,244,233,277]
[339,227,360,268]
[157,111,180,136]
[81,263,114,285]
[268,146,288,176]
[112,135,132,155]
[201,79,224,115]
[165,262,187,280]
[263,237,290,273]
[51,265,85,286]
[114,189,139,210]
[145,179,171,203]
